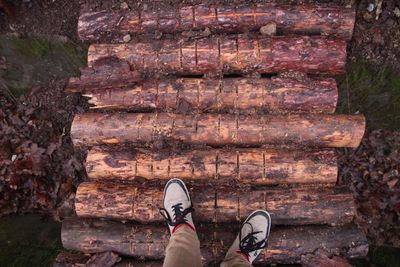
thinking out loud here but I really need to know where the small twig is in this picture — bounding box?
[116,16,125,27]
[0,77,17,104]
[375,0,383,20]
[345,73,351,114]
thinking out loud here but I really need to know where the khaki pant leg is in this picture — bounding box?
[220,250,252,267]
[163,225,202,267]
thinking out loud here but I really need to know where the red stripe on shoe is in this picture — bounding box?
[236,251,250,262]
[172,223,196,234]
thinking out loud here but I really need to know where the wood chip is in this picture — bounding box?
[260,22,277,36]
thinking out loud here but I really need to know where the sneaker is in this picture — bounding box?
[227,210,271,263]
[159,178,195,233]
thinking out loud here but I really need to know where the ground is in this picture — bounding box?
[0,0,400,266]
[0,214,62,266]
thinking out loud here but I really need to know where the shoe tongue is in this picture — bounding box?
[241,223,264,240]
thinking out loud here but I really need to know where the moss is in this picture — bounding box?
[12,37,51,58]
[0,35,87,97]
[337,61,400,130]
[370,246,400,267]
[54,41,87,69]
[0,215,63,267]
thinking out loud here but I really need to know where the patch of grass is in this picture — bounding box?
[0,35,88,97]
[337,60,400,130]
[54,41,87,70]
[370,246,400,267]
[0,214,63,267]
[13,38,51,58]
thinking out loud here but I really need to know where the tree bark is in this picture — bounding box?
[75,182,355,225]
[68,74,338,114]
[61,218,368,265]
[78,4,355,42]
[71,113,365,148]
[301,250,353,267]
[54,251,161,267]
[87,36,347,74]
[66,58,142,93]
[86,147,337,185]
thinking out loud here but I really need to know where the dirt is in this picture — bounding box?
[0,0,81,42]
[349,0,400,72]
[2,0,399,67]
[0,0,400,261]
[0,80,88,218]
[0,214,63,266]
[339,130,400,247]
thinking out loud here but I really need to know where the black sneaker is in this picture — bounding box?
[226,210,271,263]
[159,178,195,233]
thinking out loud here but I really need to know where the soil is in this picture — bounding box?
[0,0,81,43]
[349,0,400,71]
[0,0,400,262]
[0,80,88,218]
[339,131,400,247]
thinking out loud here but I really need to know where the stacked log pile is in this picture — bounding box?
[60,1,368,266]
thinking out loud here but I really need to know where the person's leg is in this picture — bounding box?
[161,178,202,267]
[221,210,271,267]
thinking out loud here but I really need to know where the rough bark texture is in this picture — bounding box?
[71,113,366,148]
[54,251,88,267]
[68,73,338,114]
[87,36,347,74]
[54,251,161,267]
[75,182,355,225]
[301,250,353,267]
[86,147,337,185]
[67,58,141,92]
[61,218,369,265]
[78,4,355,42]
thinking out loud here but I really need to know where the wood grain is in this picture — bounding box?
[67,70,338,114]
[71,113,366,148]
[86,148,338,185]
[87,36,347,74]
[75,182,355,225]
[78,4,355,42]
[62,218,368,265]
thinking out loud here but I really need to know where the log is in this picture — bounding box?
[66,58,141,92]
[61,218,369,265]
[68,74,338,114]
[53,250,163,267]
[301,250,353,267]
[54,251,88,267]
[71,113,366,148]
[54,251,160,267]
[87,36,347,74]
[77,4,355,42]
[86,148,337,185]
[75,182,355,225]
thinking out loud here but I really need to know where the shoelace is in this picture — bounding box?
[239,222,268,257]
[160,202,194,227]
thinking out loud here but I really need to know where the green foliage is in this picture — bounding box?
[337,61,400,130]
